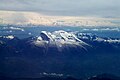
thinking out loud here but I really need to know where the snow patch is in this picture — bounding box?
[5,35,14,39]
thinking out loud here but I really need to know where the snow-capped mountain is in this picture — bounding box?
[0,30,120,78]
[32,30,89,50]
[0,30,120,55]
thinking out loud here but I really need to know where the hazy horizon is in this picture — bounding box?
[0,0,120,18]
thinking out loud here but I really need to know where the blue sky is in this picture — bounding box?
[0,0,120,17]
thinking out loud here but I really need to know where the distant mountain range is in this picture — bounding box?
[0,30,120,55]
[0,10,120,27]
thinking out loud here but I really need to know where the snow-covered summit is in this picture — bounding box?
[40,30,88,44]
[32,30,90,49]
